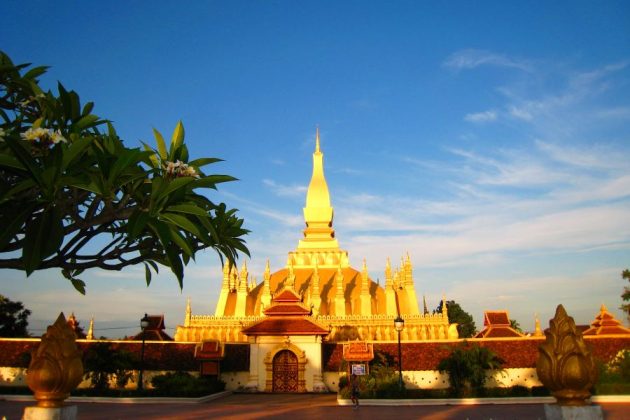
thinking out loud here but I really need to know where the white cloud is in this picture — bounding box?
[535,140,627,170]
[495,60,630,131]
[262,179,307,197]
[596,106,630,120]
[464,110,497,123]
[443,268,626,331]
[444,49,532,72]
[508,105,533,121]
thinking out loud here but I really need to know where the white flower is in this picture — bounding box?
[21,127,47,141]
[50,130,67,144]
[163,160,199,178]
[20,127,67,145]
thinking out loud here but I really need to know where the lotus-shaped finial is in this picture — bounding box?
[27,313,84,407]
[536,304,598,406]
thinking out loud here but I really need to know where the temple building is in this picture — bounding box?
[583,304,630,336]
[174,130,457,391]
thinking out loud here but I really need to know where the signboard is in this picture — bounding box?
[351,363,366,376]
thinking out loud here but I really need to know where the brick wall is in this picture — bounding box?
[0,339,249,372]
[322,336,630,372]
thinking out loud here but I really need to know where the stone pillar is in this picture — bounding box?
[312,338,328,392]
[245,339,260,392]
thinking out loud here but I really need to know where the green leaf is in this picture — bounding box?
[165,204,209,218]
[68,90,81,120]
[150,221,184,288]
[128,211,150,239]
[23,65,49,80]
[70,278,86,295]
[108,148,141,184]
[146,260,159,274]
[3,137,44,187]
[188,157,222,168]
[62,136,93,170]
[160,176,194,199]
[74,114,100,131]
[0,154,26,170]
[0,204,36,249]
[0,178,37,203]
[141,142,160,168]
[169,121,184,158]
[106,122,117,137]
[152,128,168,160]
[42,207,64,259]
[81,102,94,116]
[166,226,194,257]
[22,208,63,275]
[144,262,152,286]
[193,175,237,189]
[162,212,209,242]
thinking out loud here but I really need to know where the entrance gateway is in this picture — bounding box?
[272,350,299,392]
[241,288,329,392]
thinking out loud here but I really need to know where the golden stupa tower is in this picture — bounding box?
[175,129,457,342]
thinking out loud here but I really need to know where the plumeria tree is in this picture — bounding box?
[0,51,249,293]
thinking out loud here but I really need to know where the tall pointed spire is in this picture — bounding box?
[298,128,339,250]
[86,317,94,340]
[185,297,192,326]
[360,258,371,315]
[261,259,271,309]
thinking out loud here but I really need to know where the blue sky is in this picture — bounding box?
[2,1,629,337]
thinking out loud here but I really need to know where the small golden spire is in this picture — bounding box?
[86,317,94,340]
[315,126,320,153]
[534,313,543,337]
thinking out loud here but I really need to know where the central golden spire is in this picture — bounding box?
[298,128,339,250]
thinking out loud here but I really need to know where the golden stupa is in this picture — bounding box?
[175,130,457,343]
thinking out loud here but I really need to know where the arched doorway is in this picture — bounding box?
[272,350,298,392]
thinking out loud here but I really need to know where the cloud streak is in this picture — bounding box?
[464,110,497,123]
[444,49,532,72]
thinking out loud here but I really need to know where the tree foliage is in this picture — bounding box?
[435,300,477,338]
[0,294,31,337]
[437,342,504,397]
[622,269,630,322]
[0,51,249,293]
[509,319,523,333]
[83,342,136,390]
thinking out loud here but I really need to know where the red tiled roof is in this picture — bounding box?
[131,314,172,341]
[583,304,630,336]
[264,304,311,315]
[476,310,523,338]
[194,340,224,360]
[242,317,329,336]
[273,288,302,302]
[477,327,524,338]
[484,311,510,326]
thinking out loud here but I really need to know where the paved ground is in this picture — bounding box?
[2,393,629,420]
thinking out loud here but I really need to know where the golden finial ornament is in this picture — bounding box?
[536,304,598,406]
[27,313,84,408]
